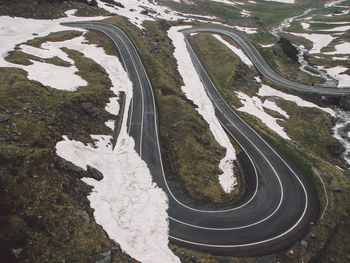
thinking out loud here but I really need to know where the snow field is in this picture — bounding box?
[0,12,179,263]
[318,65,350,87]
[235,91,291,140]
[235,84,335,140]
[51,34,180,263]
[95,0,259,35]
[301,22,310,30]
[213,34,253,67]
[168,26,237,193]
[289,32,335,54]
[96,0,188,29]
[288,7,350,88]
[258,85,335,116]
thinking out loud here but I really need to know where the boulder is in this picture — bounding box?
[322,172,333,181]
[11,248,23,258]
[0,114,9,122]
[76,209,90,223]
[346,253,350,261]
[87,165,104,181]
[171,123,179,130]
[332,186,342,193]
[82,102,100,117]
[96,250,111,263]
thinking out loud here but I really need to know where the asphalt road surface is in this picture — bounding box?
[62,22,323,256]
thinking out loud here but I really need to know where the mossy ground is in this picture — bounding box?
[184,29,350,263]
[0,29,138,262]
[1,0,349,262]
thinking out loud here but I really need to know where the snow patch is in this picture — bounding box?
[236,92,290,140]
[233,25,258,34]
[0,10,105,63]
[289,32,335,54]
[213,34,253,67]
[324,42,350,55]
[56,135,179,263]
[263,0,294,3]
[240,9,251,17]
[258,84,335,116]
[21,60,86,91]
[259,43,274,48]
[320,25,350,32]
[52,34,179,263]
[106,97,120,115]
[209,0,244,6]
[0,12,178,261]
[105,120,115,131]
[168,26,237,193]
[318,65,350,87]
[301,22,310,29]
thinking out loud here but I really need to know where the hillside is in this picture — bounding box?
[0,0,350,263]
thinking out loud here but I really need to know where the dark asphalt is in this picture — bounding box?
[62,22,321,256]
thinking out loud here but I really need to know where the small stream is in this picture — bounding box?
[270,3,350,167]
[270,7,338,86]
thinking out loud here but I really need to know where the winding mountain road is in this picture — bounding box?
[62,22,328,256]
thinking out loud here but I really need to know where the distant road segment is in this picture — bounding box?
[182,25,350,95]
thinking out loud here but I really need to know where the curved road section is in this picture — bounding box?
[62,22,320,256]
[182,26,350,95]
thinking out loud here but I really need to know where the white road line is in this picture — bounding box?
[313,168,328,220]
[91,24,145,156]
[63,22,313,249]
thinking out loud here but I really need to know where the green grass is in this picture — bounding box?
[5,50,72,67]
[253,34,322,85]
[185,29,350,262]
[243,1,304,27]
[24,31,83,48]
[250,31,278,45]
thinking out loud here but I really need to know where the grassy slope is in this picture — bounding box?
[1,0,349,262]
[0,29,140,262]
[184,31,350,263]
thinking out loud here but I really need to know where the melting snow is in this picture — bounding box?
[318,65,350,87]
[168,26,237,193]
[259,43,274,48]
[289,32,335,54]
[258,84,335,116]
[232,25,258,34]
[324,41,350,55]
[264,0,294,3]
[213,34,253,67]
[235,84,336,140]
[209,0,244,6]
[320,25,350,32]
[240,9,251,17]
[235,91,290,140]
[301,22,310,29]
[0,12,179,263]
